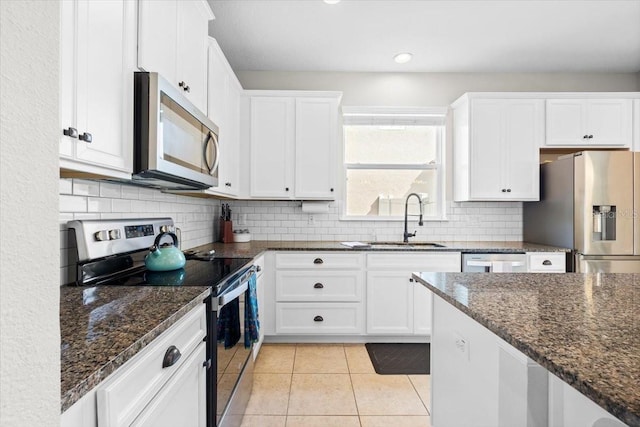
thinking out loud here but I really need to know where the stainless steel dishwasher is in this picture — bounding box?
[462,253,527,272]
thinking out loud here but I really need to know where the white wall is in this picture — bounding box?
[59,179,221,285]
[0,1,60,425]
[237,71,640,106]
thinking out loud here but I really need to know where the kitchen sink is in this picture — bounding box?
[367,242,446,249]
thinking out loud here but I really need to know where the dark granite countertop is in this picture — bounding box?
[412,272,640,426]
[192,240,569,259]
[60,285,210,412]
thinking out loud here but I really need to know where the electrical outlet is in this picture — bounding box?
[308,215,315,225]
[454,331,469,361]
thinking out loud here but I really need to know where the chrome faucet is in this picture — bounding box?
[403,193,424,243]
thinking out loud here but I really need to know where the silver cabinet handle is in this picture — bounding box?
[63,127,78,138]
[79,132,92,143]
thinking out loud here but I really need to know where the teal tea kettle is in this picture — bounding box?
[145,232,186,272]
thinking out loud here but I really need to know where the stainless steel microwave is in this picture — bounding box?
[133,72,219,190]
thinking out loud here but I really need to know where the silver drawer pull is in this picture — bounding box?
[313,258,323,265]
[313,315,324,322]
[314,282,324,289]
[542,260,552,266]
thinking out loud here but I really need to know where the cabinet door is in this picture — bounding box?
[413,282,432,336]
[503,100,542,200]
[294,98,338,199]
[469,99,505,199]
[177,0,209,113]
[59,0,77,159]
[250,97,295,198]
[137,0,178,81]
[366,272,413,334]
[220,83,241,195]
[131,343,207,427]
[74,0,134,172]
[587,99,632,146]
[545,99,585,146]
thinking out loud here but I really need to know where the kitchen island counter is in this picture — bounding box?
[60,285,210,412]
[193,240,569,259]
[412,272,640,426]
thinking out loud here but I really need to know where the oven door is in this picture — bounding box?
[215,271,256,427]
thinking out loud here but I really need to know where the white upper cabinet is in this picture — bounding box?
[59,0,136,179]
[249,93,341,200]
[295,98,338,199]
[250,97,296,198]
[137,0,213,114]
[453,96,543,201]
[202,38,241,197]
[545,99,632,147]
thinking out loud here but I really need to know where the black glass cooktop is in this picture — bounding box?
[76,251,253,296]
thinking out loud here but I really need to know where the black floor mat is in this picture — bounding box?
[365,343,430,375]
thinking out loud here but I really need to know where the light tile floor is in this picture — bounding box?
[241,344,431,427]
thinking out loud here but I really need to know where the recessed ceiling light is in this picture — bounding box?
[323,0,341,4]
[394,53,413,64]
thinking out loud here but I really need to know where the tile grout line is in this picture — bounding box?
[344,345,364,427]
[407,374,431,416]
[284,345,298,425]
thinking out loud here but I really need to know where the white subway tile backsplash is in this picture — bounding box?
[73,179,100,196]
[99,182,122,198]
[60,178,73,195]
[87,197,112,213]
[60,195,87,213]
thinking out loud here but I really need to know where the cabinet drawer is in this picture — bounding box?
[276,271,363,302]
[276,252,363,269]
[276,303,363,334]
[527,253,566,273]
[367,252,462,271]
[97,304,207,427]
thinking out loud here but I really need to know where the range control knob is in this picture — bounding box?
[94,230,110,241]
[109,229,121,240]
[160,225,173,233]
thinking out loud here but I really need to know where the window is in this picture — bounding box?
[342,107,446,220]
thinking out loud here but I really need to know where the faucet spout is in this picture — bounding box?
[403,193,424,243]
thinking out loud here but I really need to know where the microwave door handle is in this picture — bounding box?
[203,131,220,175]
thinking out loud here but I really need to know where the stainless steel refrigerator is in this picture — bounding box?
[524,151,640,273]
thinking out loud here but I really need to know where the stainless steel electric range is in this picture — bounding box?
[67,217,256,427]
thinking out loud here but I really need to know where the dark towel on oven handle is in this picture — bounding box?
[217,297,240,349]
[244,273,260,348]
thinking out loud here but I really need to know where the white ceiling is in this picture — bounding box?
[207,0,640,73]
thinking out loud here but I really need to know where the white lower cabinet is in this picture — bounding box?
[273,252,365,336]
[96,304,207,427]
[276,303,363,334]
[366,252,461,336]
[526,252,567,273]
[131,343,206,427]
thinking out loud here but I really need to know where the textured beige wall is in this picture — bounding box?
[238,71,640,106]
[0,1,60,425]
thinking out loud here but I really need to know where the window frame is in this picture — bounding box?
[340,107,447,222]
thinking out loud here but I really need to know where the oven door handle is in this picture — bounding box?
[218,280,249,308]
